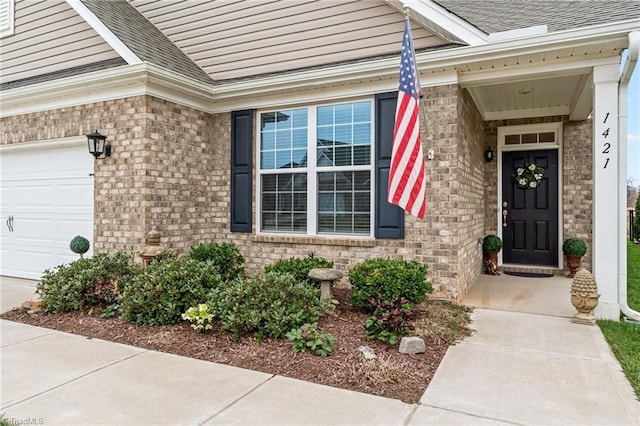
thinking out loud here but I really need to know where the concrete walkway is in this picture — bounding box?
[2,275,639,425]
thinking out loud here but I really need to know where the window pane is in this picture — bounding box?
[261,151,275,169]
[334,104,352,124]
[275,150,292,169]
[261,173,307,233]
[275,130,291,150]
[353,101,370,122]
[262,132,275,150]
[539,132,555,143]
[262,174,277,191]
[317,127,333,146]
[334,124,352,144]
[505,134,520,145]
[522,133,537,144]
[292,109,307,129]
[293,129,307,148]
[353,124,369,144]
[317,147,334,167]
[317,106,333,126]
[276,111,292,129]
[292,149,306,168]
[353,145,370,165]
[334,146,351,167]
[317,171,370,235]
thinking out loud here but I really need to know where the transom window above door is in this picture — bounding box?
[257,100,373,236]
[498,122,562,150]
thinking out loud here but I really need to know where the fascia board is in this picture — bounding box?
[459,56,620,87]
[65,0,141,65]
[417,19,639,71]
[396,0,489,45]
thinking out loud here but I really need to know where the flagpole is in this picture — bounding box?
[403,7,433,158]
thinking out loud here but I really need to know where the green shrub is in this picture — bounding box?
[188,242,245,282]
[482,235,503,253]
[69,235,90,257]
[286,322,336,357]
[37,252,138,313]
[264,253,333,286]
[562,238,587,257]
[348,258,431,310]
[120,256,223,325]
[364,298,415,345]
[209,271,329,340]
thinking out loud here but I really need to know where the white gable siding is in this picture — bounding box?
[0,0,120,84]
[130,0,448,80]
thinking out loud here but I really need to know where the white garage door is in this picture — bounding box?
[0,138,94,279]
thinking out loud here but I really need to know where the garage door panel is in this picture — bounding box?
[0,140,94,279]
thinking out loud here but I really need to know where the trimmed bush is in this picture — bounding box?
[69,235,90,258]
[209,271,329,340]
[482,235,503,253]
[348,258,431,310]
[120,256,223,326]
[562,238,587,257]
[264,253,333,286]
[188,242,245,282]
[37,252,138,313]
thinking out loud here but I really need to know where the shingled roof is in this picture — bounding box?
[81,0,212,84]
[434,0,640,34]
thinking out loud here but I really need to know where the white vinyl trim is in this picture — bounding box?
[0,0,14,37]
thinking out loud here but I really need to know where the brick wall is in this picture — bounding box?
[455,87,486,300]
[2,89,593,301]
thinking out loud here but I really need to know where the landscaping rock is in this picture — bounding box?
[399,336,426,354]
[358,345,377,359]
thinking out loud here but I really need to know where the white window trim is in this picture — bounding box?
[0,0,15,38]
[256,98,376,238]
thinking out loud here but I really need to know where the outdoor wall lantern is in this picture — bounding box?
[86,130,111,159]
[485,148,494,162]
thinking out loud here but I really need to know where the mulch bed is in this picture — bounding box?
[1,288,468,404]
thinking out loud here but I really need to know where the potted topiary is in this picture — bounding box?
[70,235,90,259]
[563,237,587,278]
[482,235,502,276]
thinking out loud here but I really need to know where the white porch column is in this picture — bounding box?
[592,64,620,320]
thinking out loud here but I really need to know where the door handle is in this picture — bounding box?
[7,215,14,232]
[502,202,508,228]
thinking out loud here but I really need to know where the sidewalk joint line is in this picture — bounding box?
[419,403,526,425]
[199,374,276,425]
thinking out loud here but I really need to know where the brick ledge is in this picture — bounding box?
[253,234,376,247]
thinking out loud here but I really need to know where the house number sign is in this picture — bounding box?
[601,112,611,169]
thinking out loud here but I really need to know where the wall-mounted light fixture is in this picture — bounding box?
[485,148,495,162]
[86,130,111,159]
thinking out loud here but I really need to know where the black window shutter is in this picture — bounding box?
[375,92,404,239]
[230,110,253,233]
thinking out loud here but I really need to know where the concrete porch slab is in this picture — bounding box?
[464,273,574,317]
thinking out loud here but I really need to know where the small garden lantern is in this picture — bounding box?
[86,130,111,159]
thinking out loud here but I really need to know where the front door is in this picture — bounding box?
[502,149,558,266]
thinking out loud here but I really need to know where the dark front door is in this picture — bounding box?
[502,150,558,266]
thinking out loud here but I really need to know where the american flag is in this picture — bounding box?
[388,19,426,219]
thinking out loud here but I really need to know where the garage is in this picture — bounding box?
[0,138,94,280]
